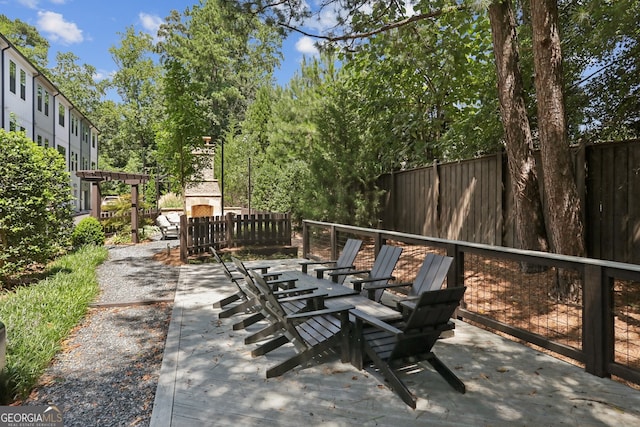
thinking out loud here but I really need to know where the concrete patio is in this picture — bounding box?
[150,259,640,426]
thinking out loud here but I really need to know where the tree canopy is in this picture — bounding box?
[1,1,637,241]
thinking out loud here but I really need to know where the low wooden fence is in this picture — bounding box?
[302,220,640,387]
[180,212,291,261]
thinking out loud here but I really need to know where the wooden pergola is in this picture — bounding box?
[76,170,150,243]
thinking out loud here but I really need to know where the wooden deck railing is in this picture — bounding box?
[302,220,640,387]
[180,212,291,261]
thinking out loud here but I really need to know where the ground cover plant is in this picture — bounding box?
[0,245,108,403]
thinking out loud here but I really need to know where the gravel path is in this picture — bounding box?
[26,238,181,427]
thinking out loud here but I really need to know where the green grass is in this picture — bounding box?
[0,245,108,403]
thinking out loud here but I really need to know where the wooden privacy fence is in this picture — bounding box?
[377,139,640,264]
[302,220,640,388]
[180,212,291,262]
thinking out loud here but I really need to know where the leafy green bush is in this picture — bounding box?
[0,130,73,281]
[71,217,105,248]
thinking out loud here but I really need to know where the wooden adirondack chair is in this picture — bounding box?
[230,257,321,335]
[249,269,354,378]
[329,245,403,302]
[209,247,249,310]
[210,247,273,319]
[303,238,363,285]
[362,253,453,309]
[352,286,467,408]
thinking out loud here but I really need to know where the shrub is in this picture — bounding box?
[0,130,73,281]
[71,217,105,248]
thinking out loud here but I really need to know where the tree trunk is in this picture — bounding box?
[489,1,549,270]
[530,0,586,298]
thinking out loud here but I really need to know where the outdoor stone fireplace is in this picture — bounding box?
[184,147,221,217]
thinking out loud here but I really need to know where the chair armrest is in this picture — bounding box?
[273,285,318,297]
[286,304,354,320]
[278,291,329,303]
[316,265,356,282]
[355,276,396,286]
[351,309,403,335]
[398,299,419,312]
[299,260,336,274]
[267,277,299,290]
[327,268,368,277]
[247,265,271,274]
[315,265,355,272]
[371,281,412,289]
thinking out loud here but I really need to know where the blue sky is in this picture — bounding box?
[1,0,324,89]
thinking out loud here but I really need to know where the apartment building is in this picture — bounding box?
[1,33,99,212]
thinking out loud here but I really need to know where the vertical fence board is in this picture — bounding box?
[377,141,640,263]
[614,146,629,262]
[184,212,291,255]
[587,147,603,259]
[602,146,616,260]
[630,145,640,262]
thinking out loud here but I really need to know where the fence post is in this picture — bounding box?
[374,231,384,255]
[575,141,587,227]
[330,225,337,260]
[583,264,611,378]
[432,159,440,238]
[180,215,188,263]
[225,212,235,247]
[390,171,396,230]
[495,150,504,246]
[302,221,310,258]
[446,242,465,315]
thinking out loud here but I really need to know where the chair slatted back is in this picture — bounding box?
[329,238,363,285]
[391,287,466,361]
[249,270,287,317]
[410,254,453,297]
[231,257,264,302]
[210,247,246,295]
[337,238,363,267]
[250,270,308,348]
[369,245,403,302]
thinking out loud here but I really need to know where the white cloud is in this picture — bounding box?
[37,11,83,44]
[305,7,340,32]
[139,12,163,35]
[295,36,319,56]
[93,70,109,81]
[18,0,39,8]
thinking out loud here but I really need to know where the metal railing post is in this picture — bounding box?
[583,264,610,378]
[330,225,337,260]
[302,221,310,258]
